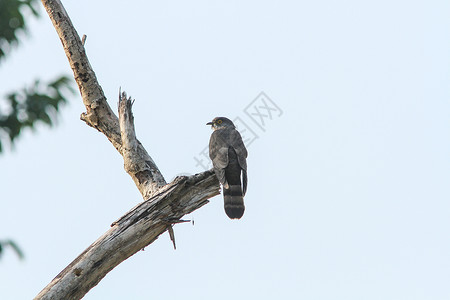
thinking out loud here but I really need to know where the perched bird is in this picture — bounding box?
[207,117,248,219]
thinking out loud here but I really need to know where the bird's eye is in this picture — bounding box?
[217,120,222,124]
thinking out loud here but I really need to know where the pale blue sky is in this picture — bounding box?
[1,1,449,299]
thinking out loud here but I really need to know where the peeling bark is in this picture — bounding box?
[118,92,166,198]
[41,0,166,196]
[35,1,221,299]
[35,172,219,300]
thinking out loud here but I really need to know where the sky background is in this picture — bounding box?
[1,0,450,299]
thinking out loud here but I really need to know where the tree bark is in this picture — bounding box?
[35,170,218,300]
[35,1,220,299]
[40,0,166,198]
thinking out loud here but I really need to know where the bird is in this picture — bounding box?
[207,117,248,219]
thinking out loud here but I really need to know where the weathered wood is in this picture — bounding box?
[36,0,221,299]
[118,91,165,198]
[35,172,219,300]
[41,0,166,196]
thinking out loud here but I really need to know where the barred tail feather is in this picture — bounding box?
[223,185,245,219]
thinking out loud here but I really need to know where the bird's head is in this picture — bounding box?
[206,117,235,130]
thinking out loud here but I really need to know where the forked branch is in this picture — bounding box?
[36,1,220,299]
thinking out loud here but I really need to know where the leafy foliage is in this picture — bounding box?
[0,77,75,151]
[0,0,75,262]
[0,0,75,153]
[0,0,39,60]
[0,240,24,260]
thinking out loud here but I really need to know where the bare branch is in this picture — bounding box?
[40,0,166,195]
[36,1,222,298]
[35,0,223,299]
[119,91,166,197]
[35,172,219,300]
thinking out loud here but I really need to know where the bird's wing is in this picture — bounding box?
[209,130,229,187]
[228,129,248,171]
[242,169,247,195]
[209,130,229,168]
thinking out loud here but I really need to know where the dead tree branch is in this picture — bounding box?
[35,171,218,300]
[35,0,220,299]
[118,91,165,199]
[40,0,166,197]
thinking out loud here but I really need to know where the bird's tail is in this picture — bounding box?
[223,185,245,219]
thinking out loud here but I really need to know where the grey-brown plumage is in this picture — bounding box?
[207,117,248,219]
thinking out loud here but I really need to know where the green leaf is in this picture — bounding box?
[0,76,75,152]
[0,240,25,260]
[0,0,40,61]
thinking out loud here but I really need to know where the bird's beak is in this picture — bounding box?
[206,121,213,125]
